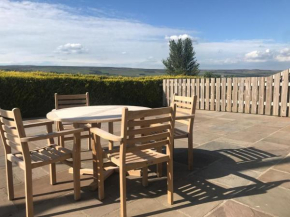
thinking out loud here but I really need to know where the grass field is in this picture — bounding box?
[0,65,280,77]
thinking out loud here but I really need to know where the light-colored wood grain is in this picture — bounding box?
[221,78,226,112]
[196,79,200,109]
[226,78,232,112]
[216,78,221,112]
[244,77,251,114]
[205,78,210,110]
[187,78,191,97]
[163,79,167,106]
[0,108,82,217]
[281,69,289,117]
[232,77,238,112]
[200,79,205,109]
[90,106,176,217]
[251,77,258,114]
[238,78,244,113]
[273,73,280,116]
[265,76,273,115]
[166,79,170,106]
[258,77,265,115]
[210,78,215,111]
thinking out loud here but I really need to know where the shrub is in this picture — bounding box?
[0,71,196,118]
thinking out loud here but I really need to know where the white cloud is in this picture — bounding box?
[245,49,274,62]
[0,0,289,70]
[276,48,290,62]
[56,43,88,54]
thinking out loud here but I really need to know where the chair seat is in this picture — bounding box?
[174,128,189,139]
[107,149,169,171]
[7,145,72,169]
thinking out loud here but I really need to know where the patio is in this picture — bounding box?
[1,110,290,217]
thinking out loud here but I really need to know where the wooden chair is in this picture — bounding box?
[55,92,92,150]
[90,106,176,217]
[0,108,83,217]
[172,94,197,170]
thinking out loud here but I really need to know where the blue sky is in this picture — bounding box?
[1,0,290,69]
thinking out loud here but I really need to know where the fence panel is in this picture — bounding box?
[162,69,290,117]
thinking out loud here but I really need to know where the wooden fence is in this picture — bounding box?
[162,69,290,117]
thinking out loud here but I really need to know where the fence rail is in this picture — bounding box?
[162,69,290,117]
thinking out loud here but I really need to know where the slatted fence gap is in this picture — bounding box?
[163,69,290,117]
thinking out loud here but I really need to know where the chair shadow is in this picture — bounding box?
[3,146,290,217]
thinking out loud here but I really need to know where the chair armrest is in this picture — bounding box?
[90,127,123,142]
[175,114,195,120]
[20,128,84,142]
[23,120,54,128]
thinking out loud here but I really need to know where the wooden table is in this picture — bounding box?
[46,105,150,189]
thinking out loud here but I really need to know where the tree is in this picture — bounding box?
[163,38,199,76]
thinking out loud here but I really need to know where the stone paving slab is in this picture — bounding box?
[1,110,290,216]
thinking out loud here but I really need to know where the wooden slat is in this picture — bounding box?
[191,79,196,100]
[2,125,18,136]
[178,79,182,95]
[4,132,20,144]
[176,107,191,114]
[58,99,87,105]
[273,73,281,116]
[166,79,170,106]
[174,95,192,102]
[251,77,258,114]
[210,78,215,111]
[238,78,244,113]
[196,79,200,109]
[7,140,22,152]
[182,79,187,97]
[58,105,85,109]
[258,77,265,115]
[205,78,210,110]
[127,132,170,145]
[127,117,171,127]
[0,109,14,119]
[200,79,205,110]
[127,124,171,136]
[174,79,178,95]
[126,140,168,152]
[187,79,191,97]
[0,117,16,127]
[57,94,86,100]
[221,78,226,112]
[175,102,192,109]
[216,78,221,111]
[226,78,232,112]
[280,69,289,117]
[265,76,273,115]
[244,77,251,114]
[127,107,172,120]
[163,80,167,106]
[232,77,238,112]
[170,79,174,105]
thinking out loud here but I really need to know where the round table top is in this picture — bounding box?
[46,105,150,123]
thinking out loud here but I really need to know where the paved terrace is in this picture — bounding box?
[1,110,290,217]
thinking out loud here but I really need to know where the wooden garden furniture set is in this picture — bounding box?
[0,93,197,217]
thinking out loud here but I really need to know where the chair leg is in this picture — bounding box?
[25,169,34,217]
[167,159,173,205]
[188,134,193,171]
[142,167,148,187]
[73,133,81,201]
[96,135,104,200]
[50,163,56,185]
[155,147,163,177]
[87,132,92,151]
[120,168,127,217]
[6,159,14,200]
[108,122,114,150]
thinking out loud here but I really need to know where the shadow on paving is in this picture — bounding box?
[1,147,290,216]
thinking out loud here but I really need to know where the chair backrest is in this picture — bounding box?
[0,108,26,154]
[172,94,197,131]
[55,92,89,109]
[119,106,176,158]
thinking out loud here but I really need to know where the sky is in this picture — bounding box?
[0,0,290,70]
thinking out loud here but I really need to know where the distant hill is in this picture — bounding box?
[0,65,280,77]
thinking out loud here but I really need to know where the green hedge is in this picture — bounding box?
[0,71,194,118]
